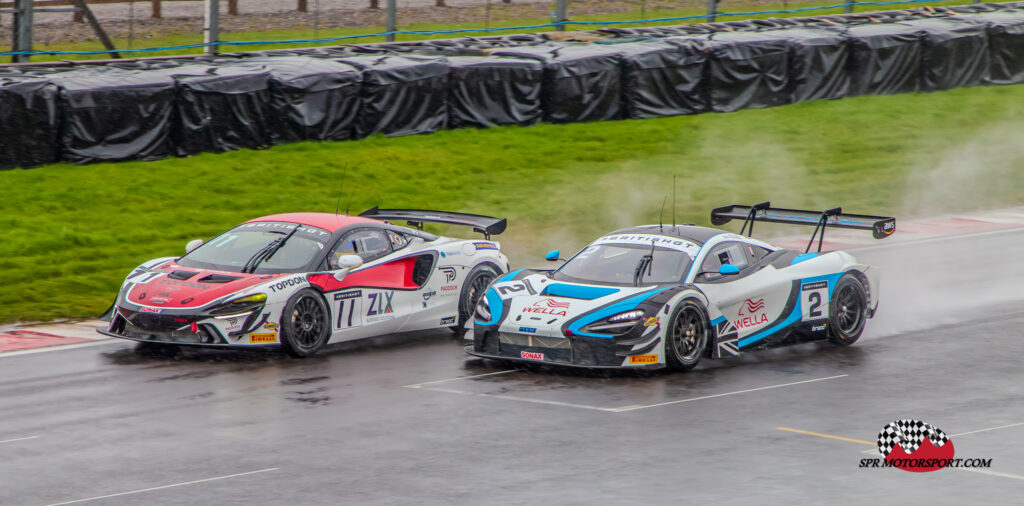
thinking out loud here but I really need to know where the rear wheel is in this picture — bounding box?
[665,299,709,372]
[453,264,500,334]
[281,289,331,357]
[827,274,868,346]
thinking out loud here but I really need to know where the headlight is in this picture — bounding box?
[608,310,644,323]
[582,309,645,335]
[210,293,267,318]
[475,296,491,321]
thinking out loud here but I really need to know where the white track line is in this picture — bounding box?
[611,374,848,412]
[850,225,1024,253]
[0,435,39,444]
[955,468,1024,481]
[413,375,847,413]
[951,422,1024,438]
[416,386,618,412]
[45,467,279,506]
[0,339,119,359]
[403,369,515,388]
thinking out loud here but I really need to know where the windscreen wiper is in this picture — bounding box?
[633,254,653,286]
[243,226,300,273]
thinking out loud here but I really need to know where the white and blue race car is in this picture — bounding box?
[468,203,895,371]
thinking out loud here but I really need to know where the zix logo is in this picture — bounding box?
[367,292,394,316]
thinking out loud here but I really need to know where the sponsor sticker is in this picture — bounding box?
[591,234,700,257]
[521,298,570,317]
[518,327,537,333]
[333,289,362,301]
[643,317,660,327]
[440,267,457,282]
[139,307,161,314]
[422,290,437,301]
[735,298,767,329]
[263,322,278,331]
[628,354,659,365]
[250,333,277,344]
[440,316,456,325]
[269,276,306,293]
[474,242,499,250]
[520,351,544,361]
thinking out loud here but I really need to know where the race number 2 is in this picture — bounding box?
[801,281,829,322]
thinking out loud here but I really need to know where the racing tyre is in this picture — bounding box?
[827,274,868,346]
[454,264,500,334]
[665,299,709,372]
[281,289,331,357]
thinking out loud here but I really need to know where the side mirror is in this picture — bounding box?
[332,255,363,281]
[545,250,561,262]
[719,264,740,275]
[185,239,204,254]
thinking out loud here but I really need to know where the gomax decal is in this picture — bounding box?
[801,281,829,322]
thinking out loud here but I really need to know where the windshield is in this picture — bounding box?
[551,243,693,286]
[178,222,330,274]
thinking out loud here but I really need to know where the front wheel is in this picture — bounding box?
[454,263,500,334]
[827,274,868,346]
[665,299,709,372]
[281,289,331,357]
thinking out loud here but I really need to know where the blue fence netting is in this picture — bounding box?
[0,0,959,57]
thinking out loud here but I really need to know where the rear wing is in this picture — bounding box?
[360,207,507,239]
[711,202,895,252]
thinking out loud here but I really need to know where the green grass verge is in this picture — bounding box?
[19,0,976,62]
[3,84,1023,323]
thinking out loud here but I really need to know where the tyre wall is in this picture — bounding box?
[1,3,1023,170]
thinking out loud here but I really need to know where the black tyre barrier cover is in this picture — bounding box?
[846,23,924,96]
[964,9,1024,84]
[770,27,850,102]
[907,18,990,91]
[447,56,544,129]
[618,39,706,119]
[247,57,362,143]
[335,55,449,137]
[50,67,177,164]
[150,62,274,155]
[0,75,59,170]
[490,44,624,123]
[703,31,792,113]
[4,2,1024,169]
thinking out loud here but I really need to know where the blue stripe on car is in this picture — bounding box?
[710,316,726,326]
[568,287,670,338]
[497,269,524,283]
[541,283,620,300]
[737,272,844,348]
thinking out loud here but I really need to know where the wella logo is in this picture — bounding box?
[522,298,570,317]
[736,298,768,329]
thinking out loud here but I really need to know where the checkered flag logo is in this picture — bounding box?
[877,419,950,457]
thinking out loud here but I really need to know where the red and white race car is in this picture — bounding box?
[99,208,509,356]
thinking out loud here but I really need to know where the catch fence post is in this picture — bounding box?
[845,0,855,14]
[386,0,396,41]
[705,0,717,23]
[298,0,307,12]
[554,0,567,31]
[151,0,160,19]
[228,0,238,15]
[204,0,219,54]
[12,0,34,63]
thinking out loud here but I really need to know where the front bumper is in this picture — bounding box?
[101,305,274,347]
[470,328,665,370]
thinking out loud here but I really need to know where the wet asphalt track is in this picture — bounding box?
[3,228,1024,505]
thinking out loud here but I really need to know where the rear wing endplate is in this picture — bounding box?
[360,207,507,239]
[711,202,895,252]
